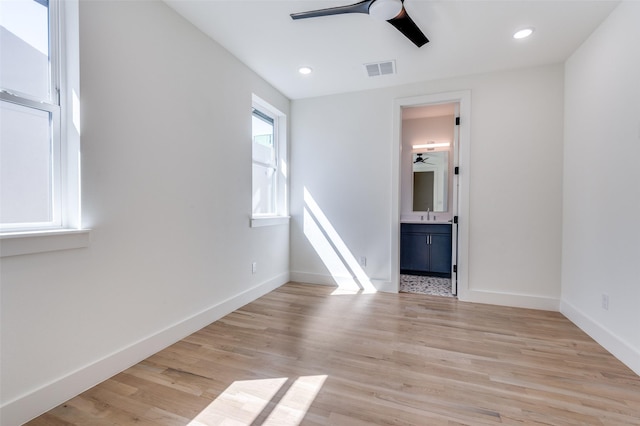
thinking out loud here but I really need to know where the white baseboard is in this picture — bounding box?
[289,271,393,293]
[373,279,396,293]
[560,300,640,376]
[290,271,341,287]
[459,289,560,311]
[0,273,289,426]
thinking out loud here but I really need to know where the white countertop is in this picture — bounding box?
[401,220,452,225]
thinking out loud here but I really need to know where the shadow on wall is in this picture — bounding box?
[303,187,376,295]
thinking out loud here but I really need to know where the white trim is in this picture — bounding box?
[0,273,289,426]
[391,91,471,297]
[464,289,560,311]
[60,0,82,230]
[561,300,640,376]
[292,273,558,309]
[0,229,90,257]
[290,271,346,287]
[290,271,392,293]
[250,216,290,228]
[372,279,395,293]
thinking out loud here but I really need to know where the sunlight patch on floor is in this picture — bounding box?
[188,375,327,425]
[262,375,327,425]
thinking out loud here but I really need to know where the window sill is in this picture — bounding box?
[0,229,90,257]
[250,216,290,228]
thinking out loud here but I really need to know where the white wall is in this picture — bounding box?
[0,1,290,424]
[291,64,564,309]
[561,1,640,375]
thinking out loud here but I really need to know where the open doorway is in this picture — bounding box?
[391,91,470,300]
[399,103,458,297]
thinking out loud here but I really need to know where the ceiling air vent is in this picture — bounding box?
[364,60,396,77]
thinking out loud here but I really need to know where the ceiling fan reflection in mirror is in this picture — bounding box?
[290,0,429,47]
[414,153,434,164]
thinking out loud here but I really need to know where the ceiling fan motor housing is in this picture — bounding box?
[369,0,403,21]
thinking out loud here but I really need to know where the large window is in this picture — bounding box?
[1,0,79,233]
[251,95,287,224]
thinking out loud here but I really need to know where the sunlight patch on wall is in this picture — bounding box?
[72,89,81,134]
[303,187,376,295]
[304,207,360,292]
[252,187,262,213]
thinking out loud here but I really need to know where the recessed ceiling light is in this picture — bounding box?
[513,27,534,39]
[298,66,313,75]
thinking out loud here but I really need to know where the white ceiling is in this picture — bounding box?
[164,0,618,100]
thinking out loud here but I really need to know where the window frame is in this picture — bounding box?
[0,95,63,231]
[250,94,289,227]
[1,0,61,231]
[0,0,86,256]
[252,107,277,215]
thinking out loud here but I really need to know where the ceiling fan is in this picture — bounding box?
[414,153,434,164]
[290,0,429,47]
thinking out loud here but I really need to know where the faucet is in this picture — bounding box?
[426,208,430,221]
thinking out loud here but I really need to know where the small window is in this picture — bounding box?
[252,108,276,215]
[251,95,287,221]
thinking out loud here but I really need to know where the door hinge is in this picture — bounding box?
[453,216,458,224]
[453,265,457,273]
[455,117,460,126]
[454,166,459,175]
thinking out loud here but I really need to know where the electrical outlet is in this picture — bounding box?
[359,256,367,267]
[601,294,609,310]
[252,262,257,274]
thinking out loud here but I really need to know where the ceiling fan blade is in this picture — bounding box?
[290,0,374,20]
[387,7,429,47]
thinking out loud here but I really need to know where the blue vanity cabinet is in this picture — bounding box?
[400,232,430,271]
[400,223,452,277]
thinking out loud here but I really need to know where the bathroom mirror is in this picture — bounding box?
[412,151,448,212]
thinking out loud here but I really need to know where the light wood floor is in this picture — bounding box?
[28,282,640,425]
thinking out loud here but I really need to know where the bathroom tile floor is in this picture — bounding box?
[400,274,455,297]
